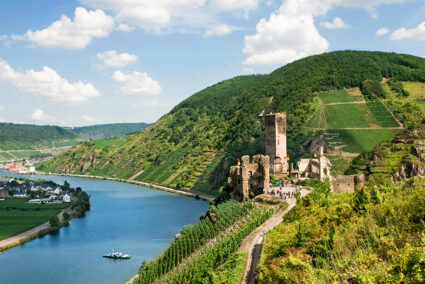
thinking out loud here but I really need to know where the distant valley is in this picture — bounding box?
[0,122,150,162]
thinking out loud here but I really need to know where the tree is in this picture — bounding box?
[353,187,369,214]
[49,215,60,228]
[63,212,70,220]
[63,180,70,189]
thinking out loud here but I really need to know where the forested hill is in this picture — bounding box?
[37,51,425,193]
[0,123,77,150]
[71,122,150,139]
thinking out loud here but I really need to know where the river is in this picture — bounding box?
[0,170,209,284]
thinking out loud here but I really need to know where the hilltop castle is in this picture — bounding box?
[227,112,334,200]
[228,113,289,200]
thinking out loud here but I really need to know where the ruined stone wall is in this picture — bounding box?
[265,113,288,179]
[333,173,367,193]
[228,155,270,201]
[333,175,356,193]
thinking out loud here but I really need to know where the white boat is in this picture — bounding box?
[103,251,131,259]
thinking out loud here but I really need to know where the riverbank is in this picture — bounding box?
[0,206,72,253]
[41,172,214,201]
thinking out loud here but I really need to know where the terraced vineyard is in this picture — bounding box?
[135,200,274,284]
[304,88,403,174]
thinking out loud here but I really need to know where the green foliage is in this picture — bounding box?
[0,123,77,150]
[352,187,369,214]
[388,79,410,97]
[135,200,273,283]
[256,177,425,283]
[49,215,60,228]
[269,173,280,184]
[39,51,425,193]
[211,252,248,284]
[71,122,150,139]
[361,80,387,100]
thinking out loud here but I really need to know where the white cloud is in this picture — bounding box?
[243,0,329,66]
[391,22,425,40]
[79,0,259,33]
[97,50,138,68]
[376,27,389,36]
[13,7,114,49]
[0,58,100,103]
[32,109,55,123]
[243,0,406,66]
[0,105,3,111]
[112,70,161,96]
[204,24,233,37]
[116,23,135,32]
[212,0,259,12]
[83,115,96,122]
[321,17,349,29]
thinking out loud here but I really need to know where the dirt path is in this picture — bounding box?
[324,101,366,105]
[129,170,145,180]
[240,189,310,284]
[0,207,72,252]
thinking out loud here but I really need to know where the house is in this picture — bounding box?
[53,187,62,195]
[0,189,9,198]
[28,198,50,204]
[63,194,71,203]
[13,192,27,198]
[0,178,12,186]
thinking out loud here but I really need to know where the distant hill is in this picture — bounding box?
[37,50,425,194]
[0,123,77,150]
[71,123,150,139]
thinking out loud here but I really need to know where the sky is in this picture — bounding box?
[0,0,424,126]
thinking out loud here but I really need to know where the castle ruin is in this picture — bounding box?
[227,112,288,200]
[297,146,332,180]
[227,155,270,201]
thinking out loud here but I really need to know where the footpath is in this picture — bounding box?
[239,189,310,284]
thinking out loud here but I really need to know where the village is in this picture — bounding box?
[0,177,72,204]
[0,155,53,175]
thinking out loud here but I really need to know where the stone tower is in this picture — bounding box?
[265,113,288,179]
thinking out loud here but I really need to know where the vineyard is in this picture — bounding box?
[135,200,274,283]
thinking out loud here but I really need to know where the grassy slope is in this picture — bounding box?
[0,123,78,150]
[71,122,150,139]
[37,51,425,193]
[0,198,68,240]
[213,252,248,284]
[256,179,425,283]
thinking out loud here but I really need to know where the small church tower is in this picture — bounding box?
[265,113,288,179]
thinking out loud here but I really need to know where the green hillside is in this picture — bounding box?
[37,51,425,194]
[0,123,77,150]
[71,122,150,139]
[256,178,425,283]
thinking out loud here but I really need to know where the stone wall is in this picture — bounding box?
[333,175,355,193]
[228,155,270,201]
[333,174,367,193]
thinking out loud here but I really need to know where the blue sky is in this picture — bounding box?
[0,0,424,126]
